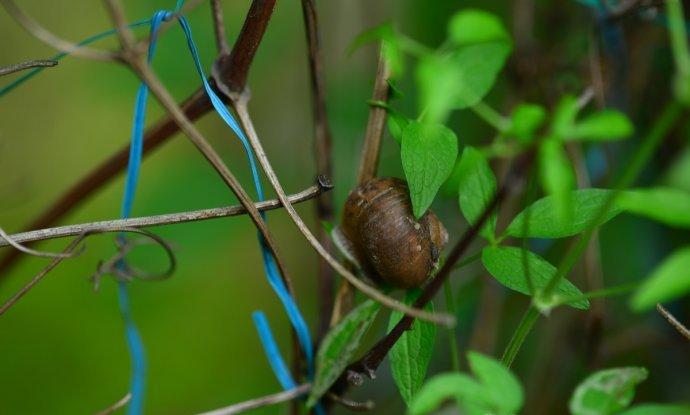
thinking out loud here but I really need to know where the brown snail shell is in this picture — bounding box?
[336,177,448,289]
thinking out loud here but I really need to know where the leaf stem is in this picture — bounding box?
[501,306,539,368]
[443,280,460,371]
[397,35,433,57]
[470,101,511,132]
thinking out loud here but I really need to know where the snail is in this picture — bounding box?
[333,177,448,289]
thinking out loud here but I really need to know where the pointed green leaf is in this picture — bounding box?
[539,138,576,224]
[401,121,459,218]
[456,146,498,241]
[481,246,590,309]
[467,352,524,413]
[508,103,547,143]
[408,373,492,415]
[417,42,511,122]
[389,290,436,406]
[447,9,510,46]
[307,300,381,407]
[618,404,690,415]
[569,367,648,415]
[618,188,690,228]
[631,246,690,311]
[569,110,634,141]
[440,156,464,198]
[505,189,621,238]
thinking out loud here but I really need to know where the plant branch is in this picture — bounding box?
[0,180,331,248]
[93,393,131,415]
[0,0,277,279]
[300,0,337,341]
[657,303,690,342]
[0,0,120,62]
[230,98,452,325]
[356,49,391,184]
[0,59,57,76]
[195,384,310,415]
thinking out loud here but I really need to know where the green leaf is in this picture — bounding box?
[618,404,690,415]
[389,290,436,406]
[539,137,576,224]
[467,352,524,413]
[401,121,459,218]
[508,103,547,143]
[569,367,648,415]
[387,109,411,145]
[481,246,590,310]
[505,189,621,239]
[631,246,690,311]
[407,373,491,415]
[569,110,634,141]
[447,9,510,46]
[456,146,498,241]
[349,22,403,76]
[417,42,511,122]
[618,188,690,228]
[307,300,381,407]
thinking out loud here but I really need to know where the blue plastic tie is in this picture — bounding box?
[252,312,297,390]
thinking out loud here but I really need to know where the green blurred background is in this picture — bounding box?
[1,0,689,414]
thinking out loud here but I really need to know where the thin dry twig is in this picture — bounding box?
[657,303,690,342]
[300,0,336,340]
[93,393,131,415]
[0,180,331,248]
[0,235,85,316]
[0,0,277,278]
[1,0,120,62]
[210,0,230,55]
[0,227,81,258]
[195,384,310,415]
[230,95,453,326]
[0,59,57,76]
[357,49,391,184]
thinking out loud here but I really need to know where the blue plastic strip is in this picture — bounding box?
[252,312,297,390]
[117,10,177,415]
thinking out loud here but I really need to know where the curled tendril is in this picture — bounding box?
[0,227,176,316]
[90,227,177,290]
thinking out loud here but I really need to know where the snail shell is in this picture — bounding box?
[335,177,448,289]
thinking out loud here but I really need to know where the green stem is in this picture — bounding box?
[471,101,511,132]
[553,282,639,307]
[501,306,539,368]
[443,280,460,371]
